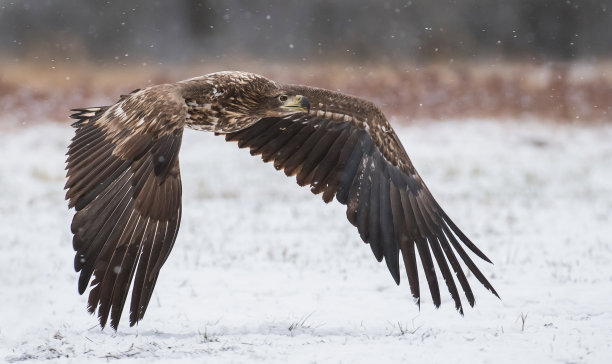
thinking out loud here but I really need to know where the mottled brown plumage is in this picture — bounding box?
[65,71,498,330]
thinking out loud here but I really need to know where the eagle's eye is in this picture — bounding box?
[278,95,288,102]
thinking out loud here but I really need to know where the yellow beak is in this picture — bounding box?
[281,95,311,113]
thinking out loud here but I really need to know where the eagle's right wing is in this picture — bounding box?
[225,111,499,313]
[65,86,186,329]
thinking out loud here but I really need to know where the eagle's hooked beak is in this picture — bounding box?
[281,95,311,113]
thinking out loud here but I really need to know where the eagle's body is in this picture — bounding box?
[65,71,498,330]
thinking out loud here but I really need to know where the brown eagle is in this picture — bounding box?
[65,71,498,330]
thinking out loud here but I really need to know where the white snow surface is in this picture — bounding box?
[1,120,611,363]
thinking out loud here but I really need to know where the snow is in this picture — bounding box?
[1,120,611,363]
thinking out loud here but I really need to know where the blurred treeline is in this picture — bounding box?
[2,1,612,125]
[1,0,612,63]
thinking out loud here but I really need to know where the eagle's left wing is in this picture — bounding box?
[65,86,186,329]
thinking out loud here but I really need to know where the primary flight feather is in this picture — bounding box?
[65,71,498,330]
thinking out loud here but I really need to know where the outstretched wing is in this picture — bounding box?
[225,112,499,313]
[65,86,186,329]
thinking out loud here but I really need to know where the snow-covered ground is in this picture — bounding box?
[1,120,611,363]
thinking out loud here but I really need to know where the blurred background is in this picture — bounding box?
[3,2,612,362]
[1,0,611,124]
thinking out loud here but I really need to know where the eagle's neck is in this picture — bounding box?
[181,80,256,133]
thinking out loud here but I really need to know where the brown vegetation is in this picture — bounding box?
[1,59,611,127]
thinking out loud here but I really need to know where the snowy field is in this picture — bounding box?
[1,119,611,363]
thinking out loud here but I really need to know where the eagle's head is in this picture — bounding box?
[200,71,311,131]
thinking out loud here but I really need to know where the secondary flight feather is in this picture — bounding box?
[65,71,498,329]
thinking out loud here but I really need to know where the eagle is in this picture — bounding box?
[65,71,498,330]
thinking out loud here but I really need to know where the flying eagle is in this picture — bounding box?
[65,71,498,330]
